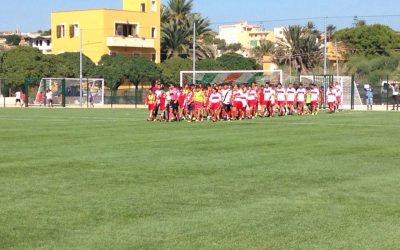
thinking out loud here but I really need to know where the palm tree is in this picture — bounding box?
[252,40,275,59]
[161,0,214,60]
[164,0,193,25]
[326,25,336,41]
[161,22,191,58]
[275,25,322,73]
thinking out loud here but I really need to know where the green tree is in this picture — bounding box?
[334,24,400,56]
[52,52,96,78]
[160,57,192,85]
[216,53,260,70]
[96,55,161,89]
[196,58,225,70]
[1,46,52,85]
[5,35,21,46]
[226,43,242,52]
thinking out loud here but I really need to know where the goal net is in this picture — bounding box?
[180,70,283,87]
[300,75,363,109]
[37,78,105,106]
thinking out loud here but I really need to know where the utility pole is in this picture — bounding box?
[324,17,328,75]
[80,28,83,107]
[192,22,196,85]
[335,39,339,77]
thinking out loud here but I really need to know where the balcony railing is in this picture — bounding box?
[106,36,155,48]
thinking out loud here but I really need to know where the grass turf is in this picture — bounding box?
[0,109,400,249]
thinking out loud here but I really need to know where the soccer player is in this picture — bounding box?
[185,85,195,120]
[178,86,186,121]
[334,82,342,112]
[305,87,312,114]
[241,85,248,120]
[296,83,306,116]
[36,91,43,106]
[231,84,243,120]
[276,83,286,116]
[145,89,156,121]
[327,85,336,113]
[261,83,271,117]
[46,89,53,108]
[168,85,180,122]
[268,84,277,117]
[310,84,320,115]
[286,83,296,115]
[247,85,258,119]
[221,84,233,120]
[193,85,205,122]
[208,87,222,122]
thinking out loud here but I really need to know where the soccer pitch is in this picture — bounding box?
[0,109,399,249]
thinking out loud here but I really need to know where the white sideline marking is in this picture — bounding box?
[1,117,399,128]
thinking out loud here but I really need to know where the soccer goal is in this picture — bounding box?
[180,70,283,87]
[36,78,105,106]
[300,75,363,109]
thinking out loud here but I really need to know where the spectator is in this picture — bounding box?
[365,86,374,111]
[391,83,399,111]
[46,89,53,108]
[15,89,22,107]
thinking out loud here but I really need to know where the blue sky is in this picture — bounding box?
[0,0,399,32]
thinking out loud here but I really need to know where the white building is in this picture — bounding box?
[219,21,269,48]
[28,34,52,54]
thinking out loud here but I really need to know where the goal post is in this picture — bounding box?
[38,78,105,106]
[180,70,283,87]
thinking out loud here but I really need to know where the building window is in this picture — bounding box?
[39,40,43,46]
[151,27,156,38]
[56,25,65,38]
[140,3,146,12]
[151,1,157,12]
[35,40,39,46]
[115,23,138,37]
[151,54,156,62]
[46,40,51,46]
[70,24,79,38]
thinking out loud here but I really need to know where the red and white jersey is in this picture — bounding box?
[286,88,296,102]
[270,89,276,103]
[311,88,319,101]
[276,87,286,102]
[209,93,222,104]
[296,88,306,102]
[327,89,336,103]
[233,90,244,102]
[263,87,273,101]
[247,89,257,101]
[241,90,248,106]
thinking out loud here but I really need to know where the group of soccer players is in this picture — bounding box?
[145,81,342,122]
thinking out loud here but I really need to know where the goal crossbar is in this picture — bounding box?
[180,70,283,87]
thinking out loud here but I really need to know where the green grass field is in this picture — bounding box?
[1,109,400,249]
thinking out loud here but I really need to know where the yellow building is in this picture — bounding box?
[327,41,346,62]
[51,0,161,64]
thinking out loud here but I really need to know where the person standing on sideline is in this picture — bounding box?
[46,89,53,108]
[391,83,399,111]
[15,89,22,107]
[365,86,374,111]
